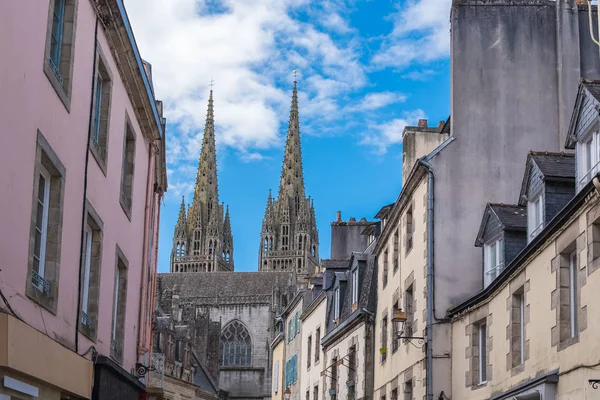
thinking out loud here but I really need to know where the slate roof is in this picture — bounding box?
[321,259,350,270]
[582,80,600,102]
[529,151,575,179]
[157,271,295,298]
[489,204,527,230]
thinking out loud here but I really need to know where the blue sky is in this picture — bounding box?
[125,0,451,272]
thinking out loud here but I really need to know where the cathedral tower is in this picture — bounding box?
[171,91,234,272]
[258,81,319,276]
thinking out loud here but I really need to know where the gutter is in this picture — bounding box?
[321,308,367,347]
[418,158,434,400]
[75,16,100,353]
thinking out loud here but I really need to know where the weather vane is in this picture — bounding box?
[209,77,215,89]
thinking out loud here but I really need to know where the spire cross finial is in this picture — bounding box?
[209,77,215,89]
[293,69,298,82]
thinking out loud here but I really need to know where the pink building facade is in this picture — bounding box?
[0,0,167,399]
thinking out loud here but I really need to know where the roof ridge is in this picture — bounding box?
[487,203,523,208]
[527,150,574,157]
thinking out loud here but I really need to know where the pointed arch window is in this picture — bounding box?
[220,320,252,366]
[225,250,231,263]
[311,245,316,258]
[264,238,269,252]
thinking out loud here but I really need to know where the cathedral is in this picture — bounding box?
[155,81,317,400]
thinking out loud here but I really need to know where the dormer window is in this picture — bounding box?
[527,193,544,241]
[484,238,504,287]
[577,129,600,191]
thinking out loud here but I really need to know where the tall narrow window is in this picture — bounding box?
[383,249,389,288]
[405,285,414,337]
[330,357,337,389]
[527,194,544,241]
[569,251,578,338]
[484,238,504,287]
[577,130,600,191]
[405,205,414,253]
[478,322,487,384]
[111,248,128,363]
[348,346,356,382]
[90,53,112,171]
[120,120,136,217]
[392,301,400,353]
[518,293,525,365]
[313,385,319,400]
[32,165,51,293]
[44,0,77,107]
[403,380,412,400]
[307,335,312,370]
[175,340,181,362]
[352,268,359,305]
[28,132,66,313]
[381,316,388,363]
[81,225,93,328]
[315,327,320,363]
[274,361,279,393]
[393,229,399,273]
[50,0,66,69]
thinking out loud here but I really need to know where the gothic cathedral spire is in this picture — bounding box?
[258,81,319,279]
[170,90,234,273]
[278,80,305,203]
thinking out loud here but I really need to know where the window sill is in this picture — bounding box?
[558,334,579,352]
[25,281,57,315]
[78,319,97,342]
[89,143,108,176]
[471,381,488,391]
[510,363,525,377]
[43,59,71,113]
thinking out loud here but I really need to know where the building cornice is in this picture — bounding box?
[97,0,163,142]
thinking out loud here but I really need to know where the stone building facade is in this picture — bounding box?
[170,91,234,273]
[258,81,319,278]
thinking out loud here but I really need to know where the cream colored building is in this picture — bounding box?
[373,121,449,400]
[284,292,305,400]
[300,291,326,400]
[272,332,285,400]
[448,81,600,399]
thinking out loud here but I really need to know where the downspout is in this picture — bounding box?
[417,158,434,400]
[137,140,156,358]
[76,16,99,353]
[361,308,375,400]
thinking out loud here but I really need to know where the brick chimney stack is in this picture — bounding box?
[418,119,428,128]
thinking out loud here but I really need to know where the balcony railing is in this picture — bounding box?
[31,270,51,296]
[81,311,94,330]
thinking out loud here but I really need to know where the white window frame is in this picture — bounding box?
[273,361,279,393]
[82,224,93,314]
[527,193,544,241]
[569,251,577,338]
[334,287,340,320]
[484,238,504,287]
[478,323,487,384]
[577,128,600,191]
[33,165,52,284]
[352,269,358,304]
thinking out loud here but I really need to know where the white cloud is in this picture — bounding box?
[361,110,427,154]
[372,0,451,69]
[401,69,437,81]
[349,92,406,111]
[125,0,366,162]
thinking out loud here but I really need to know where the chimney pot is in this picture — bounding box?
[336,211,342,222]
[349,217,356,222]
[438,120,445,129]
[418,119,427,128]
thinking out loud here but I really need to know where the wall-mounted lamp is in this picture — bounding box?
[392,308,425,348]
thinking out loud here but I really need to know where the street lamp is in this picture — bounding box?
[284,387,291,400]
[391,308,425,347]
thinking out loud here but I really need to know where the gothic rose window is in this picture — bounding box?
[220,320,252,366]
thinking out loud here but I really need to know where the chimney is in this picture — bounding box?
[336,211,342,222]
[349,217,356,222]
[418,119,427,128]
[438,120,445,129]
